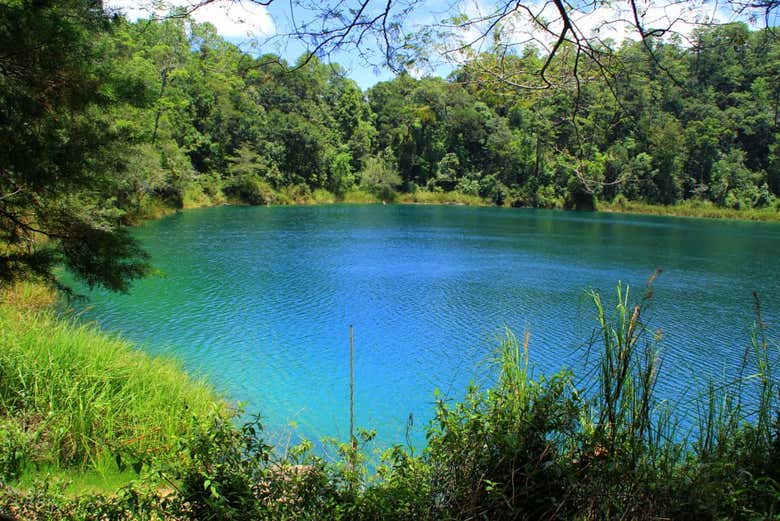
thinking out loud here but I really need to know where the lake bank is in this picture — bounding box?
[0,283,224,493]
[601,198,780,222]
[2,281,778,520]
[132,183,780,228]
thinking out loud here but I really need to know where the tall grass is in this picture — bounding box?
[396,190,487,206]
[0,282,57,312]
[602,198,780,221]
[0,304,222,474]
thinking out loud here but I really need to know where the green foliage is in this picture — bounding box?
[328,152,356,197]
[479,173,510,205]
[0,0,151,292]
[0,421,30,482]
[224,175,277,206]
[426,330,580,520]
[360,154,402,201]
[170,412,271,520]
[0,304,220,471]
[602,198,780,221]
[396,190,486,206]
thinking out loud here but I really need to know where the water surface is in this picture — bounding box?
[72,205,780,447]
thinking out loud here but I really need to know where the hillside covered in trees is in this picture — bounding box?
[15,8,780,215]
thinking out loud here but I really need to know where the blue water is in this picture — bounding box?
[70,205,780,448]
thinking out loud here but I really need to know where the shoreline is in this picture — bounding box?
[159,185,780,223]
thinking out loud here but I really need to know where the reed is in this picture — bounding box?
[396,190,487,206]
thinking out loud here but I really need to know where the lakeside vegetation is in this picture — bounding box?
[1,282,778,519]
[0,284,223,492]
[159,185,780,224]
[602,197,780,222]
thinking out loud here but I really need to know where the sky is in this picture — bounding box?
[105,0,776,90]
[104,0,403,88]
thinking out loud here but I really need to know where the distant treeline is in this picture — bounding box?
[89,18,779,214]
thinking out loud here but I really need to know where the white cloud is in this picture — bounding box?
[105,1,275,39]
[566,0,723,47]
[445,0,757,58]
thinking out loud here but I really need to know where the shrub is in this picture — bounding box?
[426,331,580,520]
[224,175,277,205]
[0,421,29,482]
[360,155,402,202]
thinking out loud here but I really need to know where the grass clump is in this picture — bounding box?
[0,302,222,476]
[397,190,487,206]
[340,189,380,204]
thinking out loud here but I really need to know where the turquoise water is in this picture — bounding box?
[72,205,780,448]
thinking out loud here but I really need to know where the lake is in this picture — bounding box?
[71,205,780,449]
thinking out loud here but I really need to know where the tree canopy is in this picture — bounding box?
[0,0,150,292]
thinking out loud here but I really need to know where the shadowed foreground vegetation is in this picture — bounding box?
[0,282,778,520]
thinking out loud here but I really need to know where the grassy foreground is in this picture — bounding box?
[1,281,778,520]
[0,285,222,487]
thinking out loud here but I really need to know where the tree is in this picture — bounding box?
[168,0,777,86]
[0,0,150,292]
[328,151,356,197]
[360,153,402,201]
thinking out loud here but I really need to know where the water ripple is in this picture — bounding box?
[70,205,780,448]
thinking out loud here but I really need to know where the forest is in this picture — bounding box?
[74,12,780,213]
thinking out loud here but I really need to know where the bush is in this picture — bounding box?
[611,193,629,209]
[426,331,579,520]
[170,412,270,520]
[360,155,402,202]
[0,421,30,482]
[479,174,509,205]
[224,175,277,205]
[534,184,564,209]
